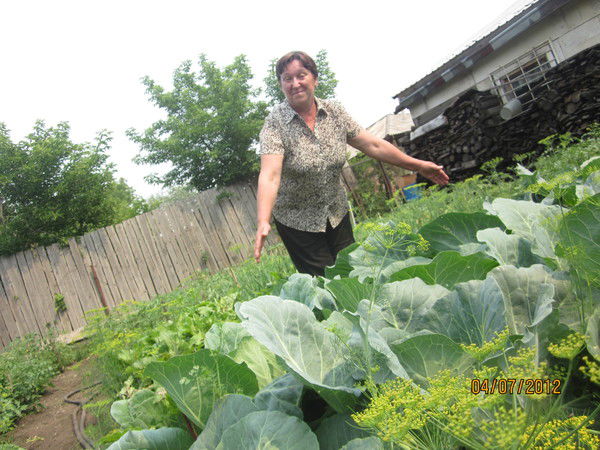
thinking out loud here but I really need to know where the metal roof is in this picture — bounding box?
[393,0,573,113]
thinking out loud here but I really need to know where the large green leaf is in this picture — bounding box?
[110,389,178,430]
[489,265,569,335]
[144,350,258,428]
[205,322,283,389]
[253,373,304,419]
[418,212,504,255]
[391,333,474,387]
[190,395,258,450]
[236,297,362,413]
[340,437,385,449]
[586,306,600,360]
[476,227,542,267]
[325,277,373,312]
[314,414,371,450]
[418,278,506,346]
[205,322,250,355]
[557,193,600,289]
[375,278,450,332]
[107,427,193,450]
[325,242,359,279]
[216,410,319,449]
[279,273,336,310]
[484,198,562,259]
[192,376,304,450]
[346,301,410,383]
[389,251,499,289]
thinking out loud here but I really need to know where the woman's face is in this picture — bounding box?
[280,59,318,109]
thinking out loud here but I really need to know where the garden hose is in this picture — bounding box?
[64,382,101,449]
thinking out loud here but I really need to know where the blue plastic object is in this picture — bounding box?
[403,183,422,201]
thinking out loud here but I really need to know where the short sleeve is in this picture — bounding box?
[258,114,285,155]
[330,101,363,140]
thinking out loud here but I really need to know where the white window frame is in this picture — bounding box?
[491,42,558,109]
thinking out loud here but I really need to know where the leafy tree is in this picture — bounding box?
[264,49,338,106]
[109,178,154,222]
[0,122,146,255]
[128,55,268,191]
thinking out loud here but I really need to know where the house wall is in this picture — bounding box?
[408,0,600,125]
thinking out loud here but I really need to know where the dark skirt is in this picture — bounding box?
[274,212,355,277]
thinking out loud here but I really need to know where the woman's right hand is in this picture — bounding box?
[254,221,271,263]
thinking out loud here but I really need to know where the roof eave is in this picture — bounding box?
[393,0,572,113]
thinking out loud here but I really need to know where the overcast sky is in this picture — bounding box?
[1,0,528,198]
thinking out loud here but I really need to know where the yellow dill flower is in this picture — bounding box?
[548,332,586,360]
[352,377,426,443]
[504,347,549,400]
[461,328,510,362]
[580,356,600,385]
[522,416,599,449]
[481,406,528,448]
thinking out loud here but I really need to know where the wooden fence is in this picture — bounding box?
[0,181,277,349]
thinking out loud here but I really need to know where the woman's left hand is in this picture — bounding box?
[417,161,449,186]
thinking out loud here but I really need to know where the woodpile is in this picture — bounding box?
[402,43,600,181]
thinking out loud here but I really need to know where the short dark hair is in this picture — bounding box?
[275,51,318,81]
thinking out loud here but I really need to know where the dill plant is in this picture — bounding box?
[353,333,600,449]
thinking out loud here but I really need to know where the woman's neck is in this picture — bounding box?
[291,97,316,117]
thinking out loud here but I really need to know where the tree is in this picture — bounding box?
[0,122,146,255]
[264,49,338,106]
[128,55,268,191]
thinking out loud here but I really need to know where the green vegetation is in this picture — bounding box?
[0,332,83,433]
[0,122,149,255]
[2,127,598,449]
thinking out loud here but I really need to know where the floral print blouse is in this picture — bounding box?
[258,98,363,232]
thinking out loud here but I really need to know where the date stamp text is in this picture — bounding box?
[470,378,561,395]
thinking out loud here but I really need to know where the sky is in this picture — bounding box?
[0,0,529,198]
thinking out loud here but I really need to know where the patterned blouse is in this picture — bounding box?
[258,97,363,232]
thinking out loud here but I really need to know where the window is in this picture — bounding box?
[491,42,558,109]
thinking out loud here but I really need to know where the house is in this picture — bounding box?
[394,0,600,128]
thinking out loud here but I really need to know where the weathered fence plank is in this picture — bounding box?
[176,200,217,273]
[163,205,195,276]
[217,189,253,260]
[170,202,208,274]
[113,223,150,301]
[132,215,170,295]
[202,189,243,265]
[150,208,187,283]
[0,276,18,345]
[0,181,284,348]
[1,254,41,336]
[136,213,179,292]
[22,250,55,333]
[121,219,157,299]
[82,233,115,309]
[35,247,73,332]
[106,225,147,302]
[68,238,104,314]
[89,230,121,308]
[189,195,231,270]
[45,244,85,331]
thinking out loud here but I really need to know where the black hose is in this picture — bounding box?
[64,382,101,449]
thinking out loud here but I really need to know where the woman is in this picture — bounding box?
[254,51,449,276]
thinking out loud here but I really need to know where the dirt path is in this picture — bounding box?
[3,359,97,450]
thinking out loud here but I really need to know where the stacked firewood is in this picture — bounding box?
[402,43,600,181]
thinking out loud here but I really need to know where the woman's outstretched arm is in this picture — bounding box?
[348,130,449,186]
